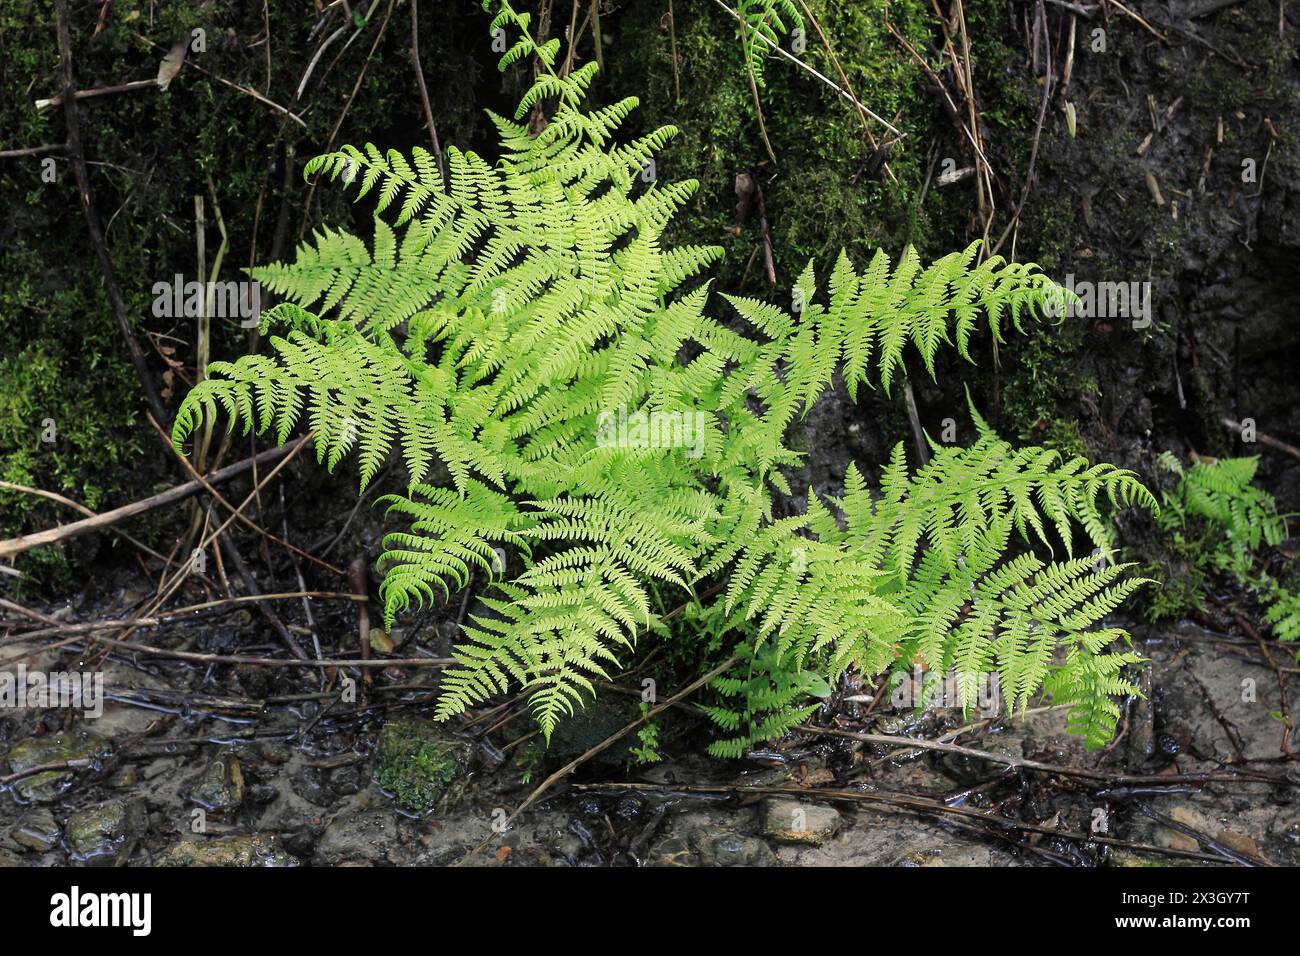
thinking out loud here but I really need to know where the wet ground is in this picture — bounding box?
[2,570,1296,867]
[2,1,1298,869]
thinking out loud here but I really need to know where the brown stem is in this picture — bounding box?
[54,0,168,428]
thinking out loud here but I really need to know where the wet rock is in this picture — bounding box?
[315,807,402,865]
[289,765,331,807]
[645,835,695,867]
[0,848,21,867]
[10,809,60,852]
[1154,805,1217,852]
[894,844,996,866]
[4,730,112,803]
[694,829,776,866]
[762,798,841,845]
[257,741,293,765]
[1215,828,1260,859]
[646,826,776,866]
[107,766,138,789]
[549,696,641,767]
[375,718,474,814]
[187,754,245,812]
[155,833,297,867]
[65,797,147,861]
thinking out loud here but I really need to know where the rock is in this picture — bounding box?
[548,697,641,767]
[645,835,695,867]
[896,849,945,866]
[647,826,776,866]
[4,730,112,803]
[375,718,473,814]
[0,848,21,867]
[1154,805,1217,853]
[187,754,245,812]
[694,829,776,866]
[315,807,402,865]
[107,766,138,789]
[10,809,60,852]
[155,833,297,867]
[65,797,147,860]
[762,798,841,845]
[1215,828,1260,859]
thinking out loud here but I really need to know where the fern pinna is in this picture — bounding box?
[173,2,1156,751]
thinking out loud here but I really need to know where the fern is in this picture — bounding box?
[704,639,828,759]
[1157,453,1297,655]
[736,0,804,89]
[173,1,1156,751]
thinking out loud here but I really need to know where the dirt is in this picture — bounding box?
[2,3,1299,867]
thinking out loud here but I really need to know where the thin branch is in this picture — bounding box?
[0,437,310,560]
[54,0,169,428]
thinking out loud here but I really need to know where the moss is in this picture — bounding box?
[602,0,948,291]
[0,0,485,590]
[375,718,472,814]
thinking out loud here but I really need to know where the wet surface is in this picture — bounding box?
[2,572,1296,867]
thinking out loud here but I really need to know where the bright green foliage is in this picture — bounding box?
[1157,453,1297,654]
[1156,452,1286,570]
[629,703,665,764]
[173,2,1155,751]
[737,0,804,88]
[704,639,829,759]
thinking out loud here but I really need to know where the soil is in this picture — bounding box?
[2,1,1298,867]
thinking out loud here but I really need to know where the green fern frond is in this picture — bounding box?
[171,2,1158,755]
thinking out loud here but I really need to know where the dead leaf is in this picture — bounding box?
[157,38,188,91]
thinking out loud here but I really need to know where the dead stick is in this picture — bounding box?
[0,143,67,159]
[0,437,309,560]
[35,78,159,111]
[347,557,372,692]
[800,725,1287,786]
[571,781,1237,864]
[218,534,308,660]
[1223,417,1300,462]
[54,0,168,428]
[409,0,445,179]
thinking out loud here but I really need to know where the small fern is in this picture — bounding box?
[703,639,828,759]
[1157,453,1297,655]
[173,1,1157,751]
[736,0,804,89]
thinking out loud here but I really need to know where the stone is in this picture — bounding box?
[10,808,60,852]
[107,766,139,789]
[374,718,473,814]
[4,731,112,803]
[645,835,695,867]
[315,807,402,865]
[65,797,147,860]
[187,754,245,812]
[155,833,297,867]
[1215,828,1260,859]
[693,829,776,866]
[1155,805,1218,853]
[762,798,841,845]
